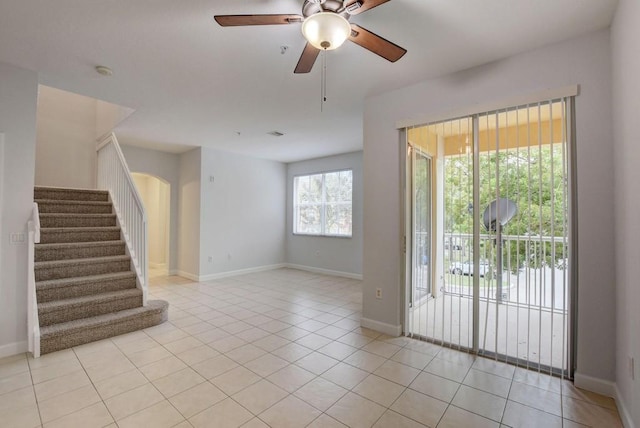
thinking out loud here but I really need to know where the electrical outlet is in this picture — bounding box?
[209,175,215,183]
[208,256,213,263]
[375,288,382,299]
[227,254,231,261]
[630,356,635,380]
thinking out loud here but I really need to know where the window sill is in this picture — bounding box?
[292,233,352,239]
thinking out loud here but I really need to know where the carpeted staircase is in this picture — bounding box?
[34,186,168,355]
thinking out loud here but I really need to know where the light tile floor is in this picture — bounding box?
[0,268,623,427]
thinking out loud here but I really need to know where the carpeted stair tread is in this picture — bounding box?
[36,199,113,214]
[36,240,126,251]
[36,271,137,303]
[35,255,131,281]
[34,186,109,202]
[38,289,143,326]
[40,213,117,228]
[40,226,121,232]
[39,288,142,312]
[39,226,121,243]
[35,240,125,262]
[40,300,168,335]
[35,254,130,269]
[40,300,169,354]
[40,213,116,219]
[36,271,137,289]
[37,239,124,248]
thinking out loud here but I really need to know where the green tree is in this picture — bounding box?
[444,144,568,271]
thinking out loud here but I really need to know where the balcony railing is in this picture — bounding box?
[414,232,569,311]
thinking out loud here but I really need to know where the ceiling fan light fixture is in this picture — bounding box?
[301,12,351,50]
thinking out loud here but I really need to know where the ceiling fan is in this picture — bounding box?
[214,0,407,74]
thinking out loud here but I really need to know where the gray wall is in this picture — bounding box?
[35,86,97,189]
[0,62,38,356]
[199,147,286,278]
[286,151,363,277]
[611,0,640,425]
[178,148,201,278]
[362,30,616,383]
[121,145,180,273]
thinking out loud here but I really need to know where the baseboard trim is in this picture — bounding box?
[573,371,616,397]
[174,264,362,282]
[614,383,636,428]
[0,341,28,359]
[285,264,363,280]
[175,270,199,281]
[198,264,287,282]
[149,262,167,269]
[361,317,402,337]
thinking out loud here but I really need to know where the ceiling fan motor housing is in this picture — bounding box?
[303,0,351,19]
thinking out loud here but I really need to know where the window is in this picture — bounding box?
[293,170,353,237]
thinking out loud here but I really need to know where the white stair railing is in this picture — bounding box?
[28,203,41,358]
[96,133,148,304]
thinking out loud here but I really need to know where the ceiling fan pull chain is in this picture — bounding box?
[321,50,328,112]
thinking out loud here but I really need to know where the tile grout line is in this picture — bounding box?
[25,355,45,428]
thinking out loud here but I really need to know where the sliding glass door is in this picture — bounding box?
[404,98,574,377]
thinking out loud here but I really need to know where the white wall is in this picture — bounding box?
[286,151,363,277]
[611,0,640,425]
[199,147,286,278]
[123,145,180,273]
[95,100,134,141]
[178,148,201,278]
[363,30,616,383]
[154,179,169,267]
[35,86,97,189]
[35,86,134,190]
[125,144,287,281]
[0,62,38,357]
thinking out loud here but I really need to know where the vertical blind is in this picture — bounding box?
[406,97,573,377]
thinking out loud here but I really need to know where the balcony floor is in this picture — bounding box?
[409,290,569,372]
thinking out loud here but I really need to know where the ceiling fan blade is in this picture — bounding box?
[294,43,321,74]
[344,0,390,15]
[348,24,407,62]
[214,14,303,26]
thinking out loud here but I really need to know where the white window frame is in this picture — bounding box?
[293,169,353,237]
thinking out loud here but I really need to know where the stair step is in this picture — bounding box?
[38,289,143,327]
[35,240,126,262]
[40,227,121,244]
[34,186,109,202]
[36,199,113,214]
[36,271,138,303]
[40,213,117,228]
[40,300,169,355]
[35,255,131,281]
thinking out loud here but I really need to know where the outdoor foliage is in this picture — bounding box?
[443,144,568,271]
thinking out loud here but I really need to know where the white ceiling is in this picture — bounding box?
[0,0,618,162]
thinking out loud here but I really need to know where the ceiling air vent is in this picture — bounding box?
[268,131,285,137]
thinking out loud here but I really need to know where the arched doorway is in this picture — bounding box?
[132,173,171,277]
